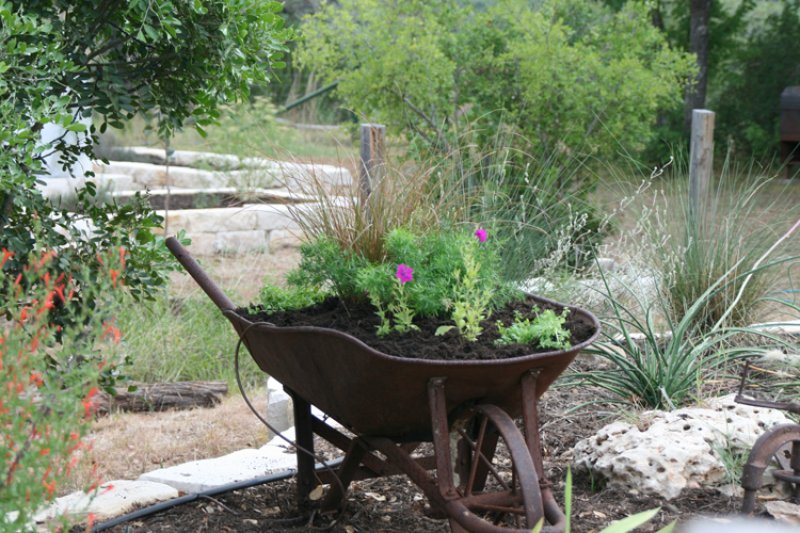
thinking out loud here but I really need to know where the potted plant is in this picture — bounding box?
[165,161,600,532]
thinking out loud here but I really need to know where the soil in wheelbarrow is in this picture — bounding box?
[241,294,597,360]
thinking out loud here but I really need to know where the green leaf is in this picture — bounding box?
[598,508,660,533]
[64,122,87,132]
[435,325,455,336]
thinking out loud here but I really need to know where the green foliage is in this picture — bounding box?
[258,283,326,314]
[0,0,291,330]
[567,262,797,410]
[299,0,694,159]
[288,236,371,303]
[286,226,515,339]
[711,0,800,157]
[442,238,495,341]
[117,292,264,390]
[495,308,572,350]
[0,248,125,531]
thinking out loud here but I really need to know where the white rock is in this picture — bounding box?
[267,377,294,439]
[138,448,297,493]
[766,500,800,526]
[573,394,791,500]
[34,480,178,524]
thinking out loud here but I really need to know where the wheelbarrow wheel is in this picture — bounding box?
[446,404,544,532]
[741,424,800,513]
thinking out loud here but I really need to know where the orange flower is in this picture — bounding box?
[29,372,44,387]
[40,447,50,457]
[1,248,13,268]
[82,387,99,417]
[109,268,119,287]
[102,321,122,344]
[43,479,56,498]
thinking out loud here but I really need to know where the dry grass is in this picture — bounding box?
[62,393,269,496]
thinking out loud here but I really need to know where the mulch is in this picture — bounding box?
[91,374,757,533]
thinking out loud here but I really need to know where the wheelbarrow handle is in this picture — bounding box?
[165,236,237,312]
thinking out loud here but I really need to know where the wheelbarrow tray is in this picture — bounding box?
[228,300,598,439]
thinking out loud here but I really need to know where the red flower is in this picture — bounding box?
[1,248,13,268]
[29,372,44,387]
[82,387,99,417]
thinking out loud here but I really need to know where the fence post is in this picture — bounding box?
[689,109,715,219]
[359,124,386,212]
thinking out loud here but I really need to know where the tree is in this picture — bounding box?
[684,0,712,129]
[298,0,695,159]
[0,0,290,321]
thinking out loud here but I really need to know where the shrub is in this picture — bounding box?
[298,0,694,160]
[643,166,800,330]
[0,248,125,531]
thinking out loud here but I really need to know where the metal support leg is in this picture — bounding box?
[288,388,315,512]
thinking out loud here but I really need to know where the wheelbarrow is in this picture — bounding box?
[735,361,800,513]
[166,237,600,532]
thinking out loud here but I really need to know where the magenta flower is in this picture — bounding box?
[474,228,487,243]
[395,263,414,284]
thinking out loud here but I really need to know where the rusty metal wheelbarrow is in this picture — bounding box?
[167,237,600,532]
[735,361,800,513]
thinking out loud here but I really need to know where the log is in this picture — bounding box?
[95,381,228,414]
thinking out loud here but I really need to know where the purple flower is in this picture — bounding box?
[474,228,487,243]
[395,264,414,284]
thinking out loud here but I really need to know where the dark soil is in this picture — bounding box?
[242,295,597,360]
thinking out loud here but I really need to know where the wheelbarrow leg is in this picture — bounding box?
[288,388,316,512]
[321,438,367,512]
[521,370,566,530]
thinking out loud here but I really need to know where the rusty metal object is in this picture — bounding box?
[736,360,800,513]
[781,86,800,178]
[166,237,598,532]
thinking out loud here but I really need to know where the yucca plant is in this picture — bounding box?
[567,249,799,410]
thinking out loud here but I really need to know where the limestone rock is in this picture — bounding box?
[34,480,178,524]
[572,394,790,500]
[766,500,800,526]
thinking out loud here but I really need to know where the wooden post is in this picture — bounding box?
[358,124,386,211]
[689,109,715,219]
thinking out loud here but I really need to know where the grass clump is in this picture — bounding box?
[643,161,800,330]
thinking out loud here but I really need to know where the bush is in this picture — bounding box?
[1,0,291,328]
[299,0,694,160]
[0,248,125,531]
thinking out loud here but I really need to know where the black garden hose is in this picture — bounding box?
[91,458,344,532]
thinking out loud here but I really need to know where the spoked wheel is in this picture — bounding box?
[445,404,544,532]
[742,424,800,513]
